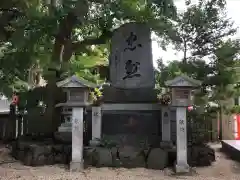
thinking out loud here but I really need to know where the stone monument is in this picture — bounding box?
[100,22,160,147]
[103,22,157,102]
[109,22,154,89]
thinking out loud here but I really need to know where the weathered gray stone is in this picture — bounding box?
[44,145,52,154]
[96,147,113,167]
[147,148,168,170]
[84,147,99,166]
[11,141,18,159]
[54,132,72,143]
[18,141,33,151]
[23,149,33,166]
[89,139,101,147]
[30,145,46,166]
[103,86,158,103]
[109,22,154,89]
[160,141,173,149]
[118,146,145,168]
[54,154,63,164]
[52,145,63,153]
[17,151,25,161]
[70,161,84,172]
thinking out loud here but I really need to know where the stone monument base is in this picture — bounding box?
[70,161,84,172]
[89,139,101,147]
[54,132,71,143]
[175,163,190,173]
[103,86,158,103]
[160,141,173,149]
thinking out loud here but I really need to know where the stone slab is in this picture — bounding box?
[109,22,154,89]
[103,86,158,103]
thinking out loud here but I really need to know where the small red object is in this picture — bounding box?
[12,94,19,105]
[234,114,240,140]
[188,106,193,111]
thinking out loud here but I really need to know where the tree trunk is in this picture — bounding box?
[183,38,187,64]
[48,12,78,134]
[47,1,112,134]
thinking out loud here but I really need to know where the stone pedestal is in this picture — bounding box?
[175,107,189,173]
[70,161,84,172]
[20,117,24,136]
[90,106,102,146]
[103,86,158,103]
[160,107,172,148]
[70,107,84,172]
[58,122,72,132]
[15,118,18,138]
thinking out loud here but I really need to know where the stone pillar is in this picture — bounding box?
[161,107,171,141]
[70,107,84,171]
[160,107,172,148]
[20,116,24,136]
[15,118,18,138]
[15,106,18,138]
[90,106,102,146]
[175,107,189,173]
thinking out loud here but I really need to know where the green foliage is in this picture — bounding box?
[69,45,108,84]
[0,0,178,96]
[229,106,240,114]
[90,87,103,105]
[173,0,236,61]
[156,0,240,111]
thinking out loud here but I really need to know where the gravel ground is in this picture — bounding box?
[0,143,240,180]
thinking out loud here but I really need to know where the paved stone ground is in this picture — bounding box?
[0,143,240,180]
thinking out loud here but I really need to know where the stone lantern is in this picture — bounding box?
[55,75,96,171]
[165,75,201,173]
[165,75,201,107]
[55,75,96,132]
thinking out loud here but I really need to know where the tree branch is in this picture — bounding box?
[72,30,112,51]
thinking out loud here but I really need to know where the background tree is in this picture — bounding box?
[173,0,236,63]
[155,0,240,141]
[0,0,178,132]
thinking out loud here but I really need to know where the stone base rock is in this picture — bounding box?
[11,139,71,166]
[96,147,113,167]
[147,148,168,170]
[160,141,173,149]
[70,161,84,172]
[11,138,171,170]
[89,139,101,147]
[118,146,145,168]
[54,132,71,144]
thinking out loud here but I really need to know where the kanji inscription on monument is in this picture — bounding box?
[109,22,154,89]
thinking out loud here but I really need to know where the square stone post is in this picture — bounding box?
[70,107,84,171]
[160,107,172,148]
[90,106,102,146]
[175,107,189,173]
[165,75,202,173]
[161,107,171,141]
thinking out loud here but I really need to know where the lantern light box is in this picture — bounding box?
[165,75,201,107]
